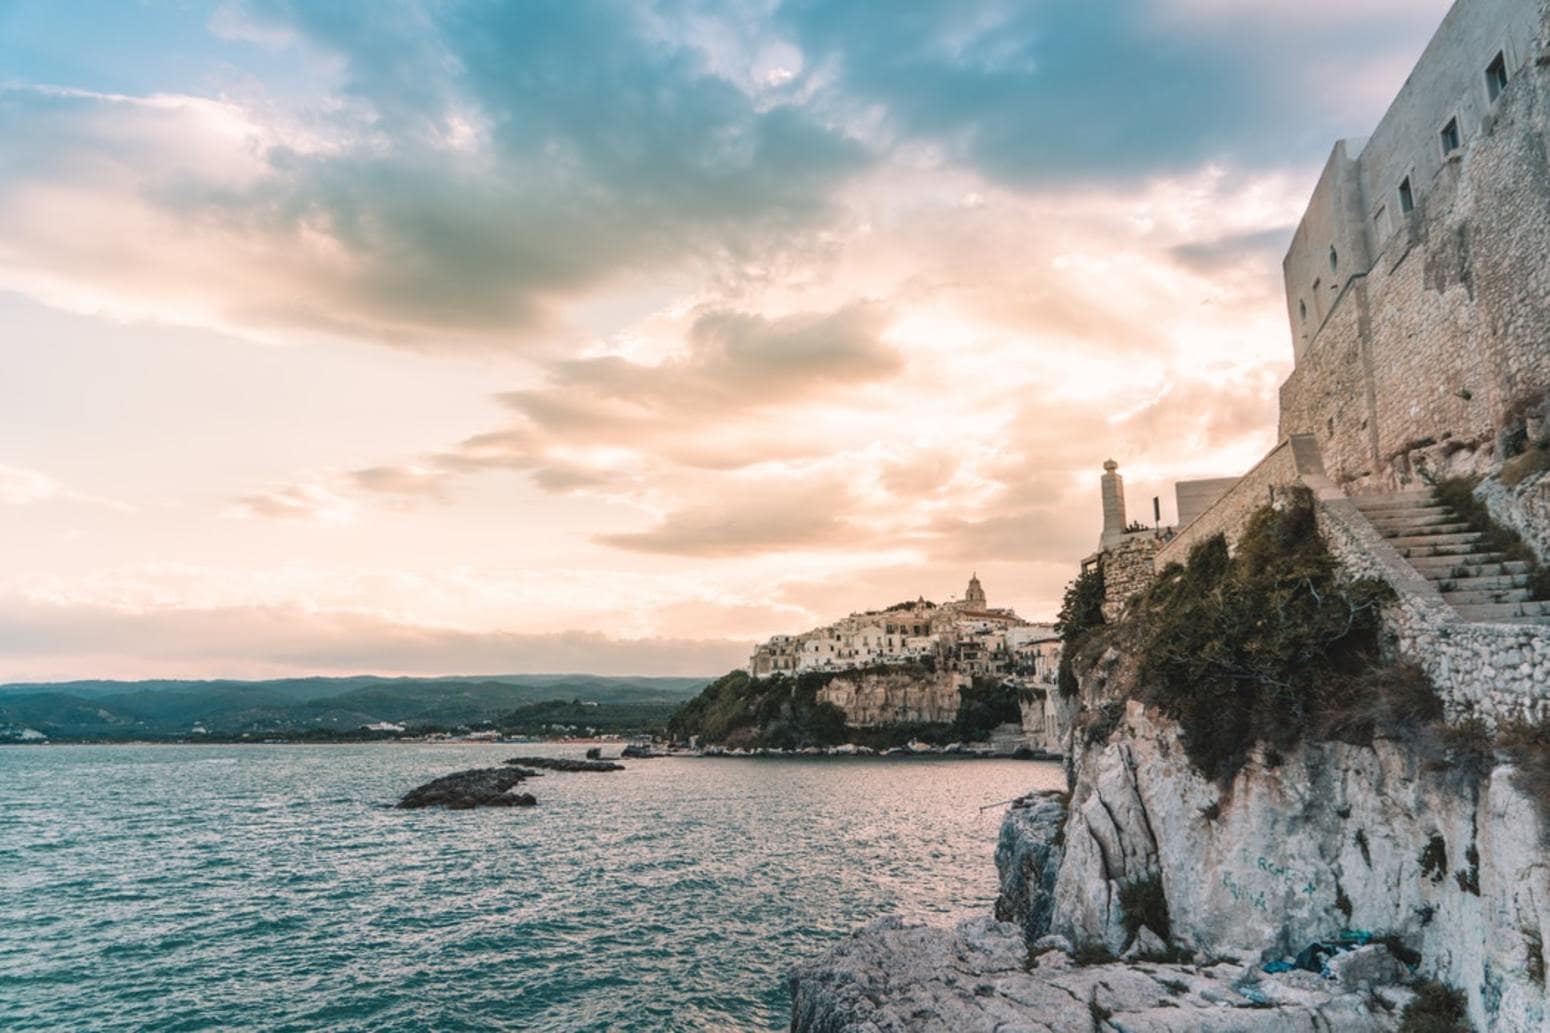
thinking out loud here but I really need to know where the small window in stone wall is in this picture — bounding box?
[1299,299,1307,323]
[1329,246,1338,273]
[1487,52,1508,102]
[1398,176,1415,214]
[1440,117,1461,156]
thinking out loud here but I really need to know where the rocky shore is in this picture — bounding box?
[790,915,1410,1032]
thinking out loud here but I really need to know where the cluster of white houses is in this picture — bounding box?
[748,574,1059,686]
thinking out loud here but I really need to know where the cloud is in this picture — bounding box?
[0,595,745,679]
[231,483,355,525]
[494,301,900,448]
[0,465,58,506]
[596,479,868,557]
[779,0,1454,185]
[0,463,132,511]
[0,0,872,351]
[348,464,449,500]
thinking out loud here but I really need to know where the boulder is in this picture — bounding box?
[1326,945,1407,991]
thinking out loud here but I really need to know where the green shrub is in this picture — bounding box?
[1056,566,1106,698]
[1498,718,1550,842]
[951,677,1023,741]
[1117,873,1170,942]
[1131,489,1395,783]
[1418,835,1448,883]
[1072,942,1118,966]
[1398,981,1469,1033]
[668,669,849,748]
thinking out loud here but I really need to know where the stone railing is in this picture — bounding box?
[1154,434,1326,570]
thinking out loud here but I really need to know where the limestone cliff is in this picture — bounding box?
[1053,703,1547,1031]
[790,693,1549,1033]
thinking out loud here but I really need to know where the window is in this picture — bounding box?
[1486,51,1508,102]
[1440,117,1461,155]
[1329,246,1339,273]
[1398,176,1415,214]
[1299,299,1308,323]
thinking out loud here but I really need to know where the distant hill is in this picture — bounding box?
[0,674,710,740]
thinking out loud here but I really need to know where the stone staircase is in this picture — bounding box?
[1353,489,1550,624]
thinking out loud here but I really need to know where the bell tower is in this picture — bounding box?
[964,572,987,610]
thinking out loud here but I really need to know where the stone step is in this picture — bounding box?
[1480,615,1550,626]
[1451,600,1550,621]
[1439,588,1534,606]
[1352,491,1438,512]
[1388,531,1483,549]
[1434,572,1532,592]
[1410,555,1518,576]
[1378,521,1475,539]
[1361,503,1452,520]
[1365,510,1461,532]
[1396,543,1493,560]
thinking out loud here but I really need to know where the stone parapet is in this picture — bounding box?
[1155,434,1325,570]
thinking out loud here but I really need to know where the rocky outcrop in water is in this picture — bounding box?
[502,756,625,772]
[789,915,1408,1032]
[993,792,1067,947]
[396,767,538,809]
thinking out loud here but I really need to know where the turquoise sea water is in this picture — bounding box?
[0,744,1062,1032]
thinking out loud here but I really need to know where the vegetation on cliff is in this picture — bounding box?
[1054,565,1105,698]
[1126,488,1400,782]
[668,669,1025,748]
[667,670,848,748]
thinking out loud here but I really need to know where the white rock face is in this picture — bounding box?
[788,916,1401,1033]
[1054,703,1550,1032]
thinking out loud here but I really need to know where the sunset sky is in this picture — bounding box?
[0,0,1455,680]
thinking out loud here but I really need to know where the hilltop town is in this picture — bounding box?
[746,574,1061,738]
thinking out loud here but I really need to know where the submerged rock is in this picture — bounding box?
[396,767,538,809]
[502,756,625,772]
[789,917,1402,1032]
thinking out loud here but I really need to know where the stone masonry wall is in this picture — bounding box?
[1100,534,1163,620]
[1280,27,1550,488]
[1154,434,1324,570]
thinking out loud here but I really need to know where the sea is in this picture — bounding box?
[0,743,1063,1032]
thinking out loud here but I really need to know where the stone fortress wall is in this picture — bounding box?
[1279,0,1550,487]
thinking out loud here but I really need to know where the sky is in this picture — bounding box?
[0,0,1456,680]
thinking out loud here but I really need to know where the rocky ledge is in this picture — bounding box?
[789,916,1410,1033]
[397,766,539,809]
[502,756,625,772]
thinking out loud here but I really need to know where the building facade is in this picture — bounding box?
[1279,0,1550,487]
[746,575,1061,732]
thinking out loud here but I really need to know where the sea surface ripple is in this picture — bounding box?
[0,743,1063,1031]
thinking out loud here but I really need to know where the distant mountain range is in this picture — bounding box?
[0,673,711,740]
